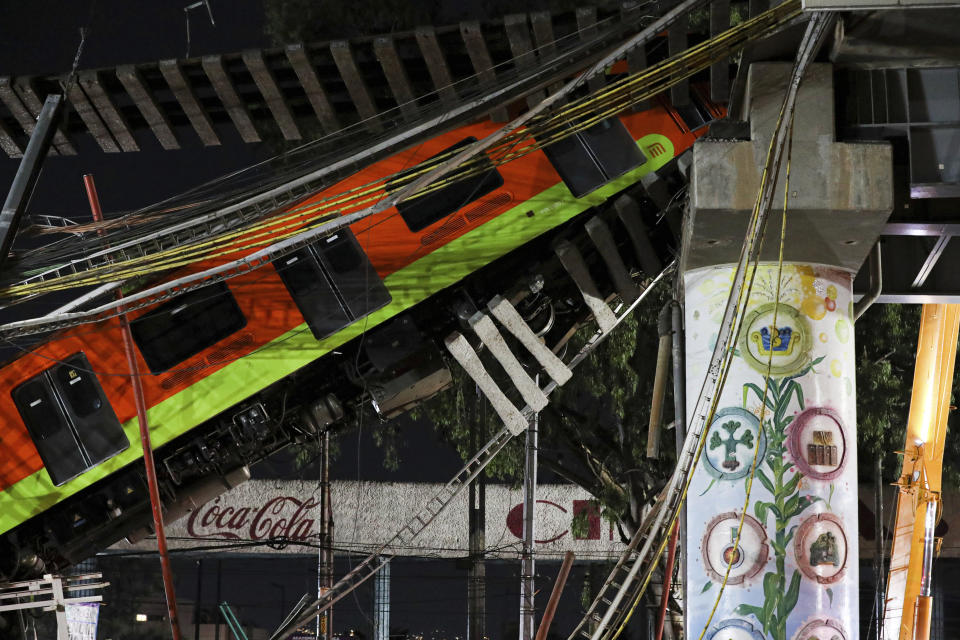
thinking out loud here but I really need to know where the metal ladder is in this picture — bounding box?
[270,236,674,640]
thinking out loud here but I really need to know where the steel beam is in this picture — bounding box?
[116,64,180,150]
[530,12,563,94]
[12,78,75,154]
[621,3,650,110]
[0,95,62,273]
[64,82,120,153]
[242,49,301,141]
[852,226,960,302]
[459,21,509,122]
[330,40,381,130]
[201,55,261,143]
[912,234,951,289]
[285,44,340,134]
[373,37,419,121]
[78,71,139,151]
[0,118,22,158]
[0,77,57,156]
[577,8,605,93]
[505,15,544,109]
[158,59,220,146]
[709,0,731,102]
[415,26,458,108]
[884,222,960,236]
[668,16,690,106]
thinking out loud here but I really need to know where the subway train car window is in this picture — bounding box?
[130,281,247,374]
[389,137,504,232]
[542,116,646,198]
[274,229,391,340]
[12,353,128,486]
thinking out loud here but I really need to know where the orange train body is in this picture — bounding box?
[0,93,719,572]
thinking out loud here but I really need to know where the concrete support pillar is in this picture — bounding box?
[374,558,390,640]
[682,63,893,640]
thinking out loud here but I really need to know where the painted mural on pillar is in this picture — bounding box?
[685,264,857,640]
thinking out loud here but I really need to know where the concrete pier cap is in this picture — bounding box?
[683,62,894,274]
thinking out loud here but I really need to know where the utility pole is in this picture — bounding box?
[874,455,884,640]
[373,558,390,640]
[1,94,63,273]
[520,397,538,640]
[317,430,334,640]
[467,397,486,640]
[84,175,183,640]
[195,560,202,640]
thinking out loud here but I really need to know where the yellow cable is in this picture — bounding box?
[1,0,801,301]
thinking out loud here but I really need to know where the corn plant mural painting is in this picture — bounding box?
[685,265,858,640]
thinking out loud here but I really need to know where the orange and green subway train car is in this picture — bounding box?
[0,95,718,580]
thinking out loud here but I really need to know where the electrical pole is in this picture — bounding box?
[467,397,487,640]
[317,430,333,640]
[84,174,182,640]
[373,558,390,640]
[874,455,884,640]
[520,399,538,640]
[1,94,63,273]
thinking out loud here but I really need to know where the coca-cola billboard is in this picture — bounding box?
[186,495,320,542]
[113,480,628,559]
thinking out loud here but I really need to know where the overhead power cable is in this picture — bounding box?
[3,0,672,285]
[0,0,801,340]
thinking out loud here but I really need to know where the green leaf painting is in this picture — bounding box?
[719,373,823,640]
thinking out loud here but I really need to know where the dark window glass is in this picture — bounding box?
[274,229,392,341]
[280,249,328,295]
[314,231,392,325]
[12,380,64,441]
[48,353,129,469]
[389,137,505,232]
[542,117,646,198]
[131,282,247,374]
[11,352,127,486]
[323,234,363,274]
[53,363,102,418]
[273,248,352,340]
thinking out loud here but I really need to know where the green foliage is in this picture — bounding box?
[412,285,675,534]
[855,304,922,482]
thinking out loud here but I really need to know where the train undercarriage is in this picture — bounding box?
[0,157,686,587]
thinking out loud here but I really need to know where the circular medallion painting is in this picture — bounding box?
[794,513,848,584]
[739,302,812,376]
[704,407,766,481]
[787,407,848,481]
[705,619,766,640]
[791,618,847,640]
[701,512,769,584]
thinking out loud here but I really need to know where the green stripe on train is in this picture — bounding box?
[0,135,674,535]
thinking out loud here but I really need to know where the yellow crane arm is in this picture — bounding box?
[883,304,960,640]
